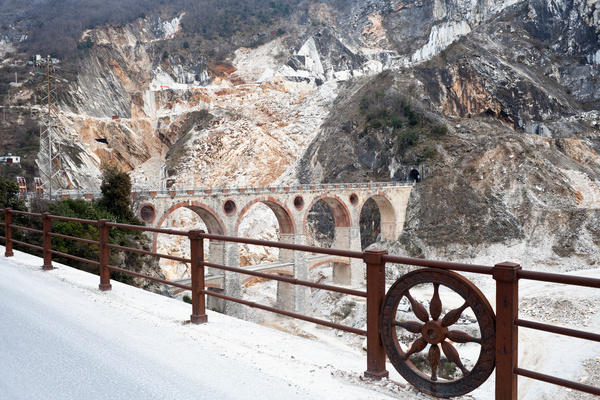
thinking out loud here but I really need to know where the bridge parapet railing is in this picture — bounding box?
[23,181,415,200]
[1,206,598,398]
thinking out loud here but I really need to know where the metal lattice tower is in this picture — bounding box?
[38,55,66,198]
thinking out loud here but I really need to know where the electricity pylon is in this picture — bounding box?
[38,55,67,198]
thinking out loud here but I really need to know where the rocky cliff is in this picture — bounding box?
[295,0,600,269]
[2,0,599,270]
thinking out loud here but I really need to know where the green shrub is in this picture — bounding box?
[422,146,437,160]
[390,117,403,129]
[431,124,448,137]
[396,129,419,149]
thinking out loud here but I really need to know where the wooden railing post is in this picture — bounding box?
[4,208,13,257]
[98,219,112,291]
[42,213,53,270]
[493,261,521,400]
[363,249,389,379]
[189,229,207,324]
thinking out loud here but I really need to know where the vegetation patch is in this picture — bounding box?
[1,167,163,290]
[357,73,447,165]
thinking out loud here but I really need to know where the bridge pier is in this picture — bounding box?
[208,241,224,275]
[223,242,243,318]
[292,234,310,314]
[349,226,364,286]
[333,226,363,286]
[276,276,295,311]
[277,234,310,314]
[206,240,227,313]
[279,233,294,265]
[206,288,226,313]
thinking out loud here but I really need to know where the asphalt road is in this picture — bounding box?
[0,259,314,400]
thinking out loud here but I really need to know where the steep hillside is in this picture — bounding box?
[1,0,599,269]
[295,0,600,268]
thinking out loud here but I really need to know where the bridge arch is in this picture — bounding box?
[303,194,352,231]
[303,193,354,275]
[241,270,293,286]
[308,256,354,286]
[152,201,226,253]
[361,192,396,241]
[308,257,350,271]
[234,197,296,236]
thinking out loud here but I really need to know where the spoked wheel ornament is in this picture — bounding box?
[380,269,495,398]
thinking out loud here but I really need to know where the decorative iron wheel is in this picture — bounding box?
[380,268,495,398]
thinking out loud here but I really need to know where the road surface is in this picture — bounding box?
[0,248,407,400]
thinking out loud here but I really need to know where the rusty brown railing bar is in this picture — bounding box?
[3,208,12,256]
[49,249,101,266]
[47,231,99,246]
[202,260,367,298]
[201,288,367,335]
[189,230,207,323]
[106,221,189,236]
[7,224,43,235]
[42,213,54,271]
[494,261,521,399]
[519,270,600,289]
[98,219,111,291]
[105,264,193,291]
[515,367,600,396]
[515,319,600,342]
[42,213,52,270]
[9,239,43,252]
[47,215,98,225]
[383,254,494,275]
[199,232,365,259]
[364,249,389,379]
[105,243,191,264]
[8,210,43,218]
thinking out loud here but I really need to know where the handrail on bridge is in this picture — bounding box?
[22,180,415,200]
[1,207,599,398]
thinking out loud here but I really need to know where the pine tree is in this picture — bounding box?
[98,165,135,222]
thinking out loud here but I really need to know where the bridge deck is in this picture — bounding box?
[28,181,413,200]
[173,254,346,288]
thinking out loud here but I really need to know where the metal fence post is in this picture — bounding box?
[42,213,53,270]
[363,249,389,379]
[189,229,207,324]
[493,261,521,400]
[98,219,112,291]
[4,208,13,257]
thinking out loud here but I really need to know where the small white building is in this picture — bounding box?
[0,153,20,163]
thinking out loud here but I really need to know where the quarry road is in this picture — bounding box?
[0,248,407,400]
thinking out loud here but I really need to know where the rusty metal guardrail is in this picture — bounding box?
[1,207,599,398]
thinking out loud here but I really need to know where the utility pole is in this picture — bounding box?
[38,55,66,199]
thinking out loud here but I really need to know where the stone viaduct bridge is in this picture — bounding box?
[132,182,413,314]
